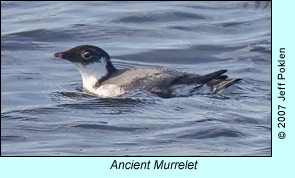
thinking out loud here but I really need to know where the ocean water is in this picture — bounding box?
[1,1,271,156]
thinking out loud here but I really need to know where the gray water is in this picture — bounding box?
[1,1,271,156]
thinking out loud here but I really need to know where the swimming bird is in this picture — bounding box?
[54,45,240,98]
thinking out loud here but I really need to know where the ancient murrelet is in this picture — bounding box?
[54,45,240,98]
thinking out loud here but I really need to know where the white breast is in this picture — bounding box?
[94,84,126,98]
[73,59,125,97]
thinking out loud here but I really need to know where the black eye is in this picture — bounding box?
[82,51,92,59]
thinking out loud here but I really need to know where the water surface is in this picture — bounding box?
[1,1,271,156]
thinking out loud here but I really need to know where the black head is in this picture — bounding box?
[54,45,116,74]
[54,45,111,65]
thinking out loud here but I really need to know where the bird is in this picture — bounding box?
[54,45,240,98]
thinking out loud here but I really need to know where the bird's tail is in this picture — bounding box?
[208,78,241,93]
[198,70,240,93]
[173,69,240,93]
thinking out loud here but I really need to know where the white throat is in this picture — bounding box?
[74,59,108,92]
